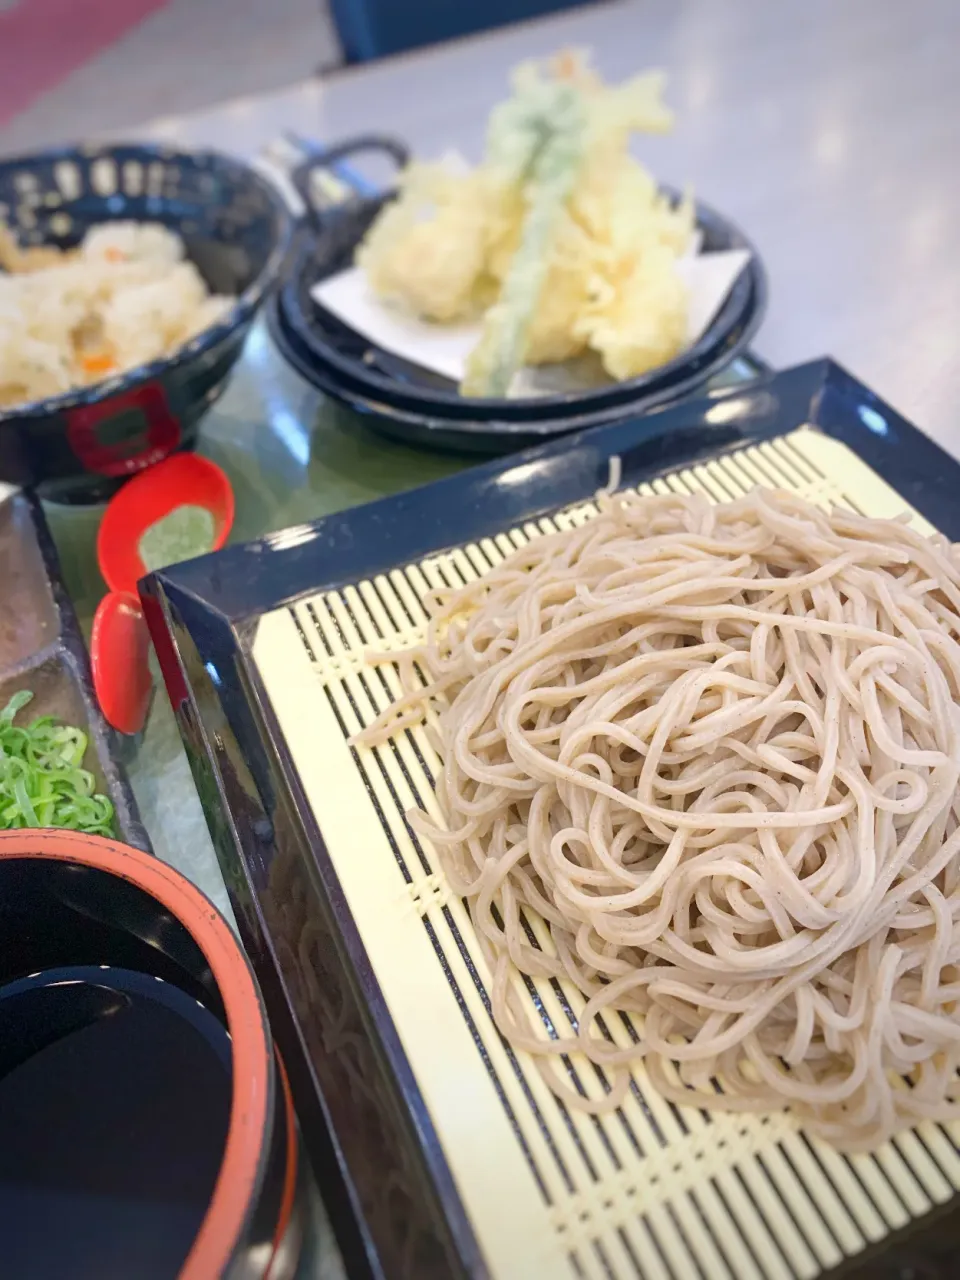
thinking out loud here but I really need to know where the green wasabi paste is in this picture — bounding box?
[139,504,216,572]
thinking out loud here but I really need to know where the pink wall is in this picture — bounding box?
[0,0,171,128]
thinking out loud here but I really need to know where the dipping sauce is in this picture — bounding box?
[0,965,232,1279]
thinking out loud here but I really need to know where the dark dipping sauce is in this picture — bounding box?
[0,965,232,1280]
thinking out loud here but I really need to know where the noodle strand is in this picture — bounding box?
[357,488,960,1150]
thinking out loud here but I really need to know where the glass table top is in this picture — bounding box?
[42,320,470,907]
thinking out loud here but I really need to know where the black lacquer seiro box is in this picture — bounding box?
[143,360,960,1280]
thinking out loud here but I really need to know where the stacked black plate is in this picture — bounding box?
[268,140,768,454]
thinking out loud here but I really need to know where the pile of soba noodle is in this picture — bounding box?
[361,486,960,1151]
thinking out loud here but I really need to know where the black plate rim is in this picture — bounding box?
[278,186,767,421]
[275,262,764,420]
[267,277,766,453]
[141,359,960,1280]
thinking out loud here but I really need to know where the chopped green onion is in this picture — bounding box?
[0,691,116,837]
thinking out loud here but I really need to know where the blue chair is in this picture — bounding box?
[328,0,601,63]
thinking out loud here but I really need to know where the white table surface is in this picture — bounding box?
[139,0,960,458]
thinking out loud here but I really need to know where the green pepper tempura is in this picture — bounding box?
[0,691,116,836]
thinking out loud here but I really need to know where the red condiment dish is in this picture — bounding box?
[91,591,154,737]
[97,453,235,595]
[92,454,235,734]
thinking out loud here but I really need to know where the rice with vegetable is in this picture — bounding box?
[0,221,234,409]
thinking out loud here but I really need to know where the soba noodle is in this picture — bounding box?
[359,487,960,1151]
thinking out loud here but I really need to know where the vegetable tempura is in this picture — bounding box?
[357,52,695,396]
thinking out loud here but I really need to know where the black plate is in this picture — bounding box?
[267,270,767,454]
[275,173,767,426]
[142,359,960,1280]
